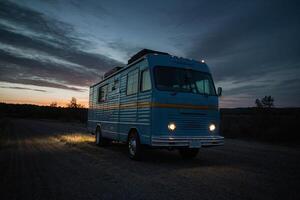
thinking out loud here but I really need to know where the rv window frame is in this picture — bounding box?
[153,66,217,96]
[126,68,139,96]
[140,68,152,92]
[98,84,108,103]
[112,78,119,91]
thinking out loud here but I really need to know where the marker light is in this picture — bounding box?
[201,60,205,63]
[209,124,216,132]
[168,123,176,131]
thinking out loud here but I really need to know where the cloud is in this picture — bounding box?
[0,86,47,92]
[181,0,300,107]
[187,1,300,79]
[1,0,299,107]
[0,0,122,90]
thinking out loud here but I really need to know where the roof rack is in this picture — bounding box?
[104,66,123,78]
[127,49,169,64]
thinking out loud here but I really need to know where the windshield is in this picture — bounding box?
[154,66,216,96]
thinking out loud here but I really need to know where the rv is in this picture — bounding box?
[88,49,224,160]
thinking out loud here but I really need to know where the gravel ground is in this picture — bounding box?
[0,118,299,200]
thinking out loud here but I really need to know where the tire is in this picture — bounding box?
[179,148,199,159]
[95,126,109,146]
[128,130,143,160]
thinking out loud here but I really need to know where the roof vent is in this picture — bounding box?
[128,49,169,64]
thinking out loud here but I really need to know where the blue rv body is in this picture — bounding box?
[88,49,224,159]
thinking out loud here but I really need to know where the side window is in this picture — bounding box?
[98,84,108,102]
[126,69,139,95]
[108,82,112,92]
[195,79,210,94]
[112,78,119,91]
[140,69,151,92]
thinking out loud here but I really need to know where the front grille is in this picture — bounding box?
[151,135,224,147]
[169,114,208,131]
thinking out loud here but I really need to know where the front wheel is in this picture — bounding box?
[128,131,143,161]
[95,127,109,146]
[179,148,199,159]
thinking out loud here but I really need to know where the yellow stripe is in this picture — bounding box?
[93,102,217,110]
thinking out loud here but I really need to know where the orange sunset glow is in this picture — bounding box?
[0,82,89,107]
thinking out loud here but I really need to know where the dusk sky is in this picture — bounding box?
[0,0,299,107]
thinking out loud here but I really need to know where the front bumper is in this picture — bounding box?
[151,135,224,147]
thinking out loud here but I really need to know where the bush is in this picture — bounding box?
[0,103,87,123]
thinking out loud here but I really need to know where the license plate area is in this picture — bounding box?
[189,140,201,148]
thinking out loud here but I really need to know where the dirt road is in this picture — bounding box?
[0,118,299,200]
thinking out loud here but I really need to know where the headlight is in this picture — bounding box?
[168,123,176,131]
[209,124,216,132]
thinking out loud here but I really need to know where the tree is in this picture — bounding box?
[261,96,274,108]
[50,102,58,107]
[255,96,274,108]
[255,99,263,108]
[67,97,83,108]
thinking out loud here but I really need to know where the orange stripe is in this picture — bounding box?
[151,103,217,110]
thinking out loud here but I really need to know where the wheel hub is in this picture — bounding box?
[129,137,136,156]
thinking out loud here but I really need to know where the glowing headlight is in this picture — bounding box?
[168,123,176,131]
[209,124,216,132]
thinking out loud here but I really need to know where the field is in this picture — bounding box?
[1,103,299,144]
[221,108,300,144]
[0,118,299,200]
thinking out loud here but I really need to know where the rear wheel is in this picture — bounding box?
[95,127,109,146]
[128,131,143,160]
[179,148,199,159]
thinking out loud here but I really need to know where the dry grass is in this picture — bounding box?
[57,133,95,145]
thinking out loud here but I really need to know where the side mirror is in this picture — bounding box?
[217,87,222,97]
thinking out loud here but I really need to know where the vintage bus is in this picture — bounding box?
[88,49,224,160]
